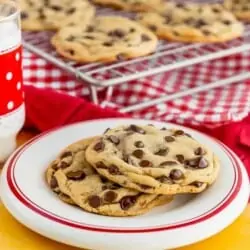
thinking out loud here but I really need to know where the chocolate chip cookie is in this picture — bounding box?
[46,137,172,217]
[20,0,95,31]
[85,125,220,195]
[92,0,163,12]
[136,2,244,42]
[51,16,158,63]
[224,0,250,21]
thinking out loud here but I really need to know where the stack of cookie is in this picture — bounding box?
[20,0,247,63]
[46,124,220,217]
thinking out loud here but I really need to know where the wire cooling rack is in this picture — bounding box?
[22,6,250,110]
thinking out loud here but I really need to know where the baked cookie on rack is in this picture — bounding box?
[20,0,95,31]
[91,0,163,12]
[224,0,250,21]
[136,2,244,42]
[51,16,158,63]
[46,137,172,217]
[86,124,220,195]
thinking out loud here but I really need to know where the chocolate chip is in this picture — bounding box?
[139,184,151,189]
[148,25,157,31]
[66,171,86,180]
[120,196,137,210]
[130,28,136,32]
[185,18,195,25]
[176,3,186,8]
[128,125,146,134]
[191,181,203,188]
[141,34,151,42]
[104,191,118,203]
[108,29,126,38]
[66,36,75,42]
[198,157,208,169]
[88,195,102,208]
[51,5,61,11]
[212,7,221,13]
[186,157,208,169]
[222,20,231,25]
[123,154,129,163]
[195,19,207,28]
[134,141,144,148]
[165,136,175,142]
[60,151,73,159]
[139,160,152,167]
[173,31,180,36]
[50,176,58,188]
[51,162,59,170]
[176,154,185,163]
[84,35,94,39]
[157,176,172,183]
[66,49,75,55]
[194,147,206,155]
[58,161,70,169]
[242,5,249,11]
[109,183,120,190]
[187,157,200,167]
[170,169,184,180]
[21,11,28,19]
[132,149,144,159]
[164,15,172,24]
[202,30,211,36]
[174,130,184,136]
[108,165,121,175]
[96,161,108,169]
[86,26,94,32]
[159,161,177,167]
[104,128,110,134]
[103,42,113,47]
[67,7,76,14]
[161,127,167,130]
[93,141,105,152]
[108,135,120,145]
[155,148,169,156]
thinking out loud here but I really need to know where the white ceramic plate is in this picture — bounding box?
[0,119,249,250]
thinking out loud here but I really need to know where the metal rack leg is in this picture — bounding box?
[88,85,99,105]
[101,86,114,108]
[119,72,250,113]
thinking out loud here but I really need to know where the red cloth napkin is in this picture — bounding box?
[24,85,250,177]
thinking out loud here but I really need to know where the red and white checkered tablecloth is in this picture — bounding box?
[23,49,250,128]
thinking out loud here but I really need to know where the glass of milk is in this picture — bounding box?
[0,0,25,163]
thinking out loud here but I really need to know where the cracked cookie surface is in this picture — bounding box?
[46,137,172,217]
[86,125,220,195]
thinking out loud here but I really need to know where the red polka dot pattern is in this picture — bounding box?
[0,46,24,116]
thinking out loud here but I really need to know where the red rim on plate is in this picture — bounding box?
[5,125,242,233]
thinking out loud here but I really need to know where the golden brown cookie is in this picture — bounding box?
[224,0,250,21]
[51,16,158,63]
[136,2,244,42]
[46,137,173,217]
[20,0,95,31]
[86,125,220,195]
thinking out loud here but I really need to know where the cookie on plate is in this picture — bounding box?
[20,0,95,31]
[51,16,158,63]
[86,125,220,195]
[92,0,163,12]
[46,137,173,217]
[136,2,244,42]
[224,0,250,21]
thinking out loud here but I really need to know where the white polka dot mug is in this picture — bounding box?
[0,1,25,163]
